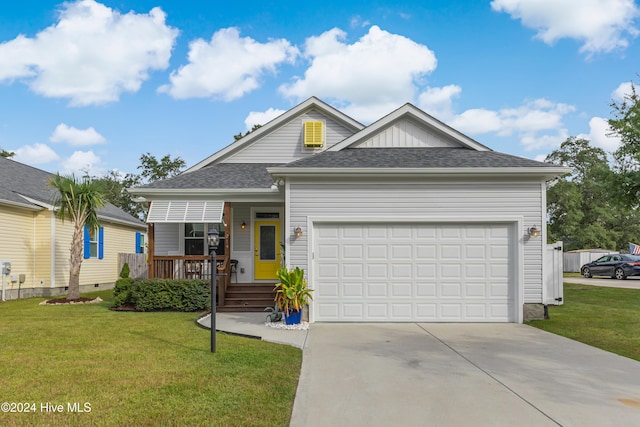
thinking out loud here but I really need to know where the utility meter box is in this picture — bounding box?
[1,261,10,275]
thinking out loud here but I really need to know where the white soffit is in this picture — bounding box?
[147,200,224,223]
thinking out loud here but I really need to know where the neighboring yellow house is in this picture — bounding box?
[0,157,147,300]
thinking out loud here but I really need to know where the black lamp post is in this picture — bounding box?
[207,227,220,353]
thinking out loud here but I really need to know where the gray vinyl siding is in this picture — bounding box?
[232,204,251,252]
[352,117,462,148]
[287,179,545,303]
[155,223,180,255]
[225,109,356,163]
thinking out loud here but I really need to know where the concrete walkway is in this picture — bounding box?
[197,312,308,349]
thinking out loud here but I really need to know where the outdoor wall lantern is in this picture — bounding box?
[294,226,303,238]
[207,227,220,353]
[528,225,540,238]
[241,221,246,230]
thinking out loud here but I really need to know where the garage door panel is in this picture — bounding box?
[391,283,412,297]
[342,263,363,278]
[417,244,436,259]
[367,283,387,297]
[313,223,514,322]
[367,245,388,259]
[343,282,363,297]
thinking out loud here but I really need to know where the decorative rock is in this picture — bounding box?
[265,319,310,330]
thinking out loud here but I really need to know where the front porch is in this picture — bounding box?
[146,202,282,312]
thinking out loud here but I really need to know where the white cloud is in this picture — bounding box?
[49,123,106,146]
[449,109,502,134]
[61,150,102,175]
[279,25,437,122]
[612,81,634,102]
[417,85,462,121]
[491,0,640,55]
[450,98,575,151]
[159,27,298,101]
[13,143,60,164]
[244,108,286,131]
[0,0,178,106]
[577,116,621,152]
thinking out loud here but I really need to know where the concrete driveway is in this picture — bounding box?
[563,275,640,289]
[290,323,640,426]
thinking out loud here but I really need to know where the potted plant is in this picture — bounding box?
[274,266,313,325]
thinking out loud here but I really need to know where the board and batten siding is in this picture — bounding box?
[287,179,545,304]
[0,205,37,290]
[224,109,356,163]
[352,117,461,148]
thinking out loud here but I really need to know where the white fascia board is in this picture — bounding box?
[17,194,53,210]
[131,188,284,203]
[0,198,45,211]
[98,215,147,230]
[268,166,571,180]
[185,97,364,173]
[329,104,491,152]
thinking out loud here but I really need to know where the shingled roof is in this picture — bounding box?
[136,163,281,190]
[0,156,144,227]
[280,147,559,169]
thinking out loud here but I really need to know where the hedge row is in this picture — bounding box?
[113,278,211,312]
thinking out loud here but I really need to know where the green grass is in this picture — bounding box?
[528,283,640,361]
[562,272,583,277]
[0,290,301,427]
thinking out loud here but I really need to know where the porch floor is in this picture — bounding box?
[218,283,277,313]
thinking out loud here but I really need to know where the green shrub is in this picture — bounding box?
[131,279,210,312]
[119,263,130,279]
[113,278,133,307]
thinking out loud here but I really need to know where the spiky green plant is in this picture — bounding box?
[49,174,105,300]
[274,267,313,314]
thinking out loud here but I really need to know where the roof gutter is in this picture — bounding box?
[0,199,44,211]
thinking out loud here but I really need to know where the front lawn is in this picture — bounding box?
[528,283,640,361]
[0,290,301,427]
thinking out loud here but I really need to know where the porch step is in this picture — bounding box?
[218,283,277,313]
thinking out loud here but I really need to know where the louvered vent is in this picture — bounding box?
[304,121,324,148]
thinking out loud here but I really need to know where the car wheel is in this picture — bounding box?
[582,267,592,278]
[615,268,627,280]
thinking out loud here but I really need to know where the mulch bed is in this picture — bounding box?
[45,297,96,304]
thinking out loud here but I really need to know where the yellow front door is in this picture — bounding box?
[254,220,281,280]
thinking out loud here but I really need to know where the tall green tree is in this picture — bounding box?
[138,153,186,182]
[91,153,185,220]
[1,148,14,157]
[545,137,640,251]
[49,174,105,300]
[610,80,640,206]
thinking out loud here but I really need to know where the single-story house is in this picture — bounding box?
[129,97,568,322]
[0,156,147,300]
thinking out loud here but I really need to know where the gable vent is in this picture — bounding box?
[304,121,324,148]
[146,200,224,223]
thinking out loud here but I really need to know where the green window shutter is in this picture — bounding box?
[304,121,323,147]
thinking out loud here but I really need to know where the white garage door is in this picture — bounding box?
[313,223,514,322]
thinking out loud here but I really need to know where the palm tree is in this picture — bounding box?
[49,174,105,300]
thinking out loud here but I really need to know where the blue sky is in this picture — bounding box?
[0,0,638,176]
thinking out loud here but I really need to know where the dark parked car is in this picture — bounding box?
[581,254,640,280]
